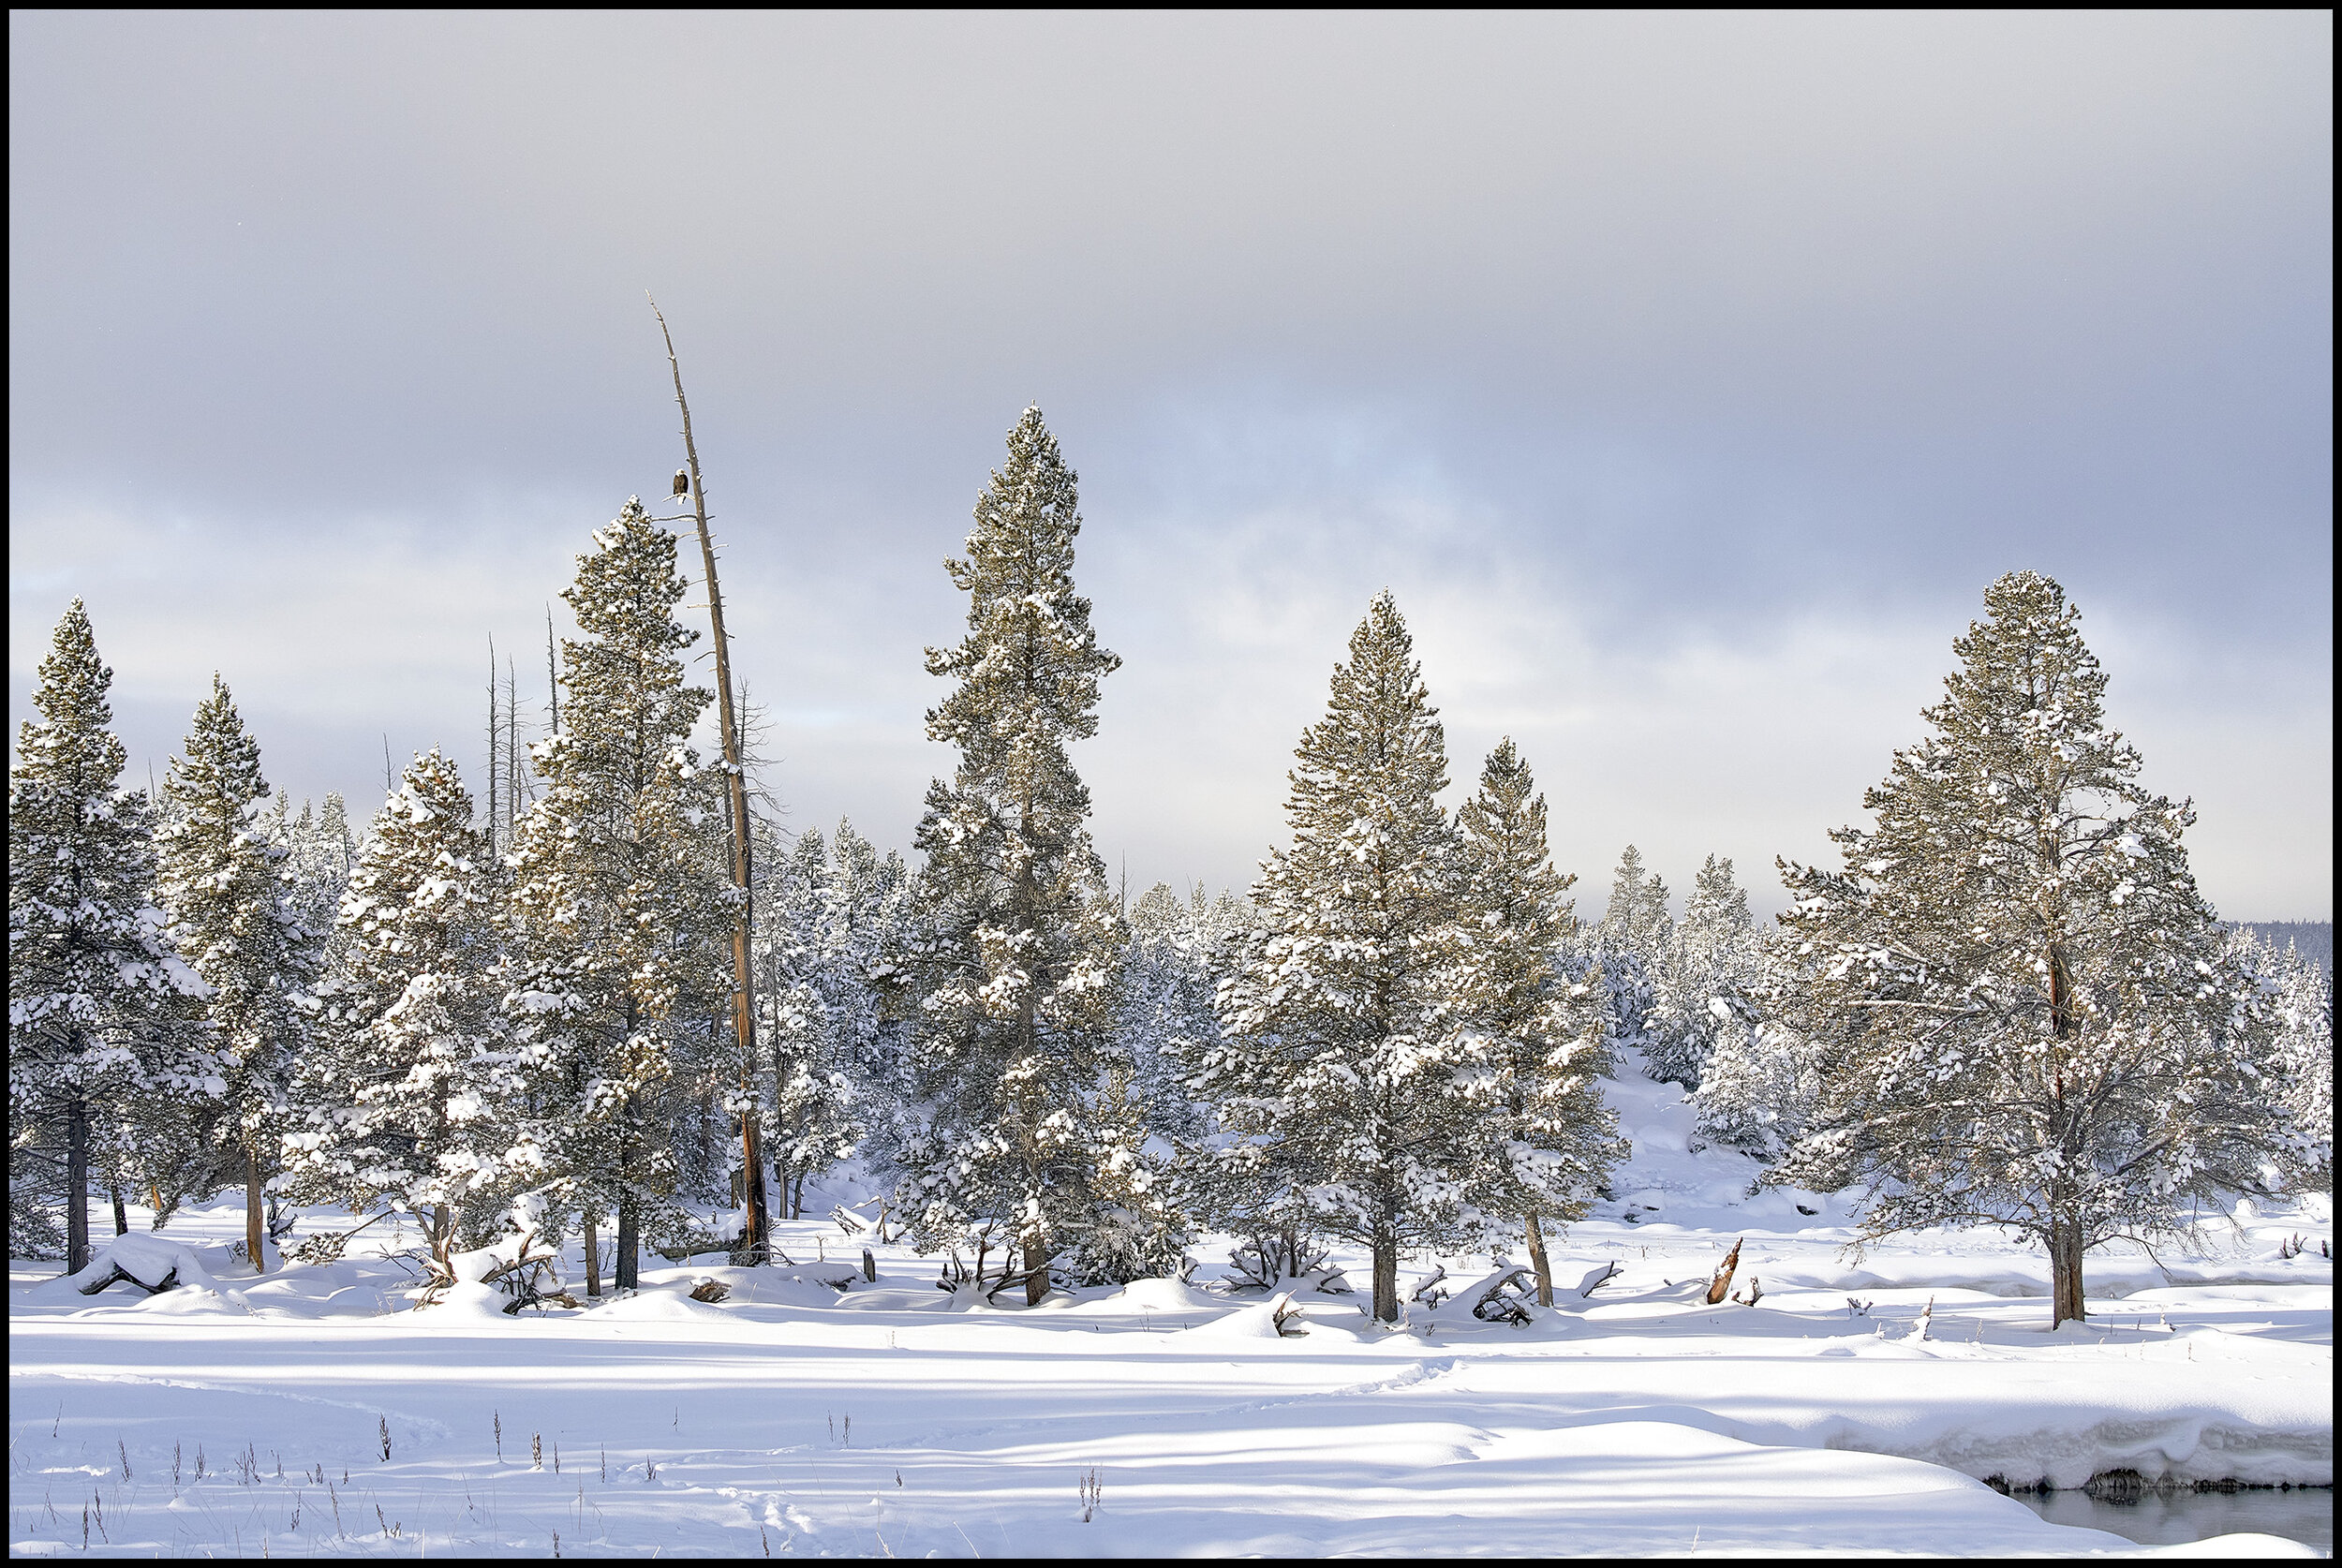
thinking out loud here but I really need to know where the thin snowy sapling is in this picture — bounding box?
[1774,571,2291,1326]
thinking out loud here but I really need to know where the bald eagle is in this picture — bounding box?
[672,468,690,500]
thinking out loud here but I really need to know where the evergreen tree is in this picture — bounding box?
[7,602,195,1268]
[285,750,519,1271]
[1688,930,1823,1159]
[1119,882,1229,1142]
[898,407,1131,1301]
[1601,845,1671,950]
[502,499,734,1291]
[156,674,317,1271]
[1774,572,2290,1325]
[1451,739,1622,1305]
[1201,592,1489,1323]
[760,820,915,1218]
[2231,930,2333,1191]
[1647,854,1760,1087]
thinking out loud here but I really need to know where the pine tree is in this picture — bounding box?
[285,750,518,1271]
[1689,930,1822,1159]
[1119,882,1230,1142]
[2232,930,2333,1191]
[155,674,317,1272]
[1201,592,1489,1324]
[1774,571,2290,1325]
[1601,845,1671,950]
[1451,739,1622,1305]
[899,407,1129,1302]
[1648,854,1760,1087]
[7,602,195,1268]
[502,499,734,1291]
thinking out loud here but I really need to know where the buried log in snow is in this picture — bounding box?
[1705,1237,1743,1306]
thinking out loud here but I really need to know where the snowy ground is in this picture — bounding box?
[11,1070,2332,1558]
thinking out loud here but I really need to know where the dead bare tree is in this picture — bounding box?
[648,296,769,1265]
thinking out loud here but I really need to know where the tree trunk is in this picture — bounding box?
[791,1173,805,1221]
[1025,1235,1052,1307]
[583,1214,602,1297]
[1371,1229,1400,1324]
[1525,1211,1553,1307]
[615,1197,639,1292]
[111,1186,130,1236]
[432,1204,452,1277]
[2050,1218,2086,1326]
[245,1146,268,1274]
[65,1094,91,1275]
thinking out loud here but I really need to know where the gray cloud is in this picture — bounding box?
[9,12,2331,916]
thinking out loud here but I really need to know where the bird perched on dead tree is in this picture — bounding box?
[672,468,690,501]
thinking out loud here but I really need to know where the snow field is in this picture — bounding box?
[11,1192,2329,1559]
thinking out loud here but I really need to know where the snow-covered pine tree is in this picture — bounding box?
[1647,854,1760,1087]
[1201,592,1490,1324]
[2231,929,2333,1191]
[1119,882,1225,1141]
[1582,845,1669,1072]
[7,601,197,1268]
[1774,571,2290,1326]
[898,407,1131,1302]
[502,499,735,1291]
[1452,738,1622,1305]
[1688,928,1822,1159]
[155,674,318,1271]
[285,750,519,1272]
[758,820,916,1219]
[1601,845,1672,951]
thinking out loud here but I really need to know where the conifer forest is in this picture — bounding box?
[10,12,2330,1559]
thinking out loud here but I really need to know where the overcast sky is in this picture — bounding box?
[9,12,2332,918]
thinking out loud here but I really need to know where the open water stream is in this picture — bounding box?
[2010,1486,2332,1555]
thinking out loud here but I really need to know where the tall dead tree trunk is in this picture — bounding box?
[651,298,770,1266]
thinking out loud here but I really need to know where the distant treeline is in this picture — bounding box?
[2233,923,2334,978]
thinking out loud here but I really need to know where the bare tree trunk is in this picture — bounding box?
[615,1197,639,1292]
[432,1203,452,1278]
[485,637,498,857]
[1525,1211,1553,1307]
[1025,1235,1052,1307]
[1371,1228,1400,1324]
[583,1214,602,1297]
[2051,1218,2086,1326]
[1705,1236,1743,1306]
[652,297,768,1266]
[111,1185,130,1237]
[65,1094,91,1275]
[245,1146,268,1274]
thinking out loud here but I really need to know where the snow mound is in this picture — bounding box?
[428,1282,512,1321]
[2137,1534,2323,1559]
[57,1234,216,1295]
[590,1289,734,1323]
[1187,1293,1298,1339]
[1106,1278,1221,1312]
